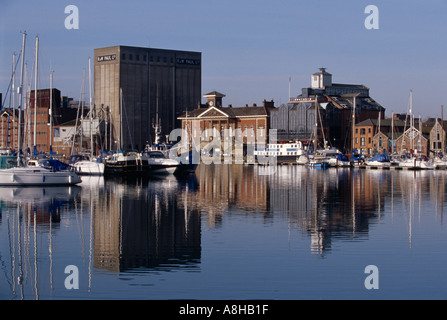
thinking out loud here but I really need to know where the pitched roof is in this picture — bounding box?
[203,91,226,98]
[179,105,270,119]
[356,118,407,127]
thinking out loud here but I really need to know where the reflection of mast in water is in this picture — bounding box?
[4,186,81,299]
[351,169,356,235]
[310,170,324,254]
[33,207,38,300]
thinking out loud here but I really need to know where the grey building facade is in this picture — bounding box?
[94,46,201,151]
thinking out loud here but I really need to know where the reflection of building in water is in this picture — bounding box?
[266,167,390,255]
[193,164,269,228]
[93,177,201,272]
[192,164,393,255]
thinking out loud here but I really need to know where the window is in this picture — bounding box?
[360,128,366,135]
[122,53,126,60]
[361,137,366,146]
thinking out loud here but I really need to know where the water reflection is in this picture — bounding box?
[1,164,447,299]
[194,165,447,255]
[92,175,201,273]
[0,174,200,299]
[0,186,81,300]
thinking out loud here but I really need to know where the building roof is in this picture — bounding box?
[203,91,226,98]
[179,105,271,120]
[313,67,332,76]
[356,118,407,127]
[331,83,369,91]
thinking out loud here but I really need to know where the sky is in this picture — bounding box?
[1,0,447,118]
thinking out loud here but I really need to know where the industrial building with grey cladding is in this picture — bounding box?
[94,45,201,151]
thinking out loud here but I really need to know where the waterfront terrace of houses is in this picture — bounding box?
[354,117,447,157]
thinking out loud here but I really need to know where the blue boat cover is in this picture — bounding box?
[368,153,390,162]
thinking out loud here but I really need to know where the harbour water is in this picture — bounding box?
[1,164,447,300]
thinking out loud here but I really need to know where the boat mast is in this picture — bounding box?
[153,83,161,145]
[88,57,93,159]
[12,53,16,150]
[410,90,414,153]
[391,112,394,154]
[17,31,27,166]
[33,35,39,150]
[351,94,358,154]
[314,97,318,152]
[49,69,53,148]
[119,88,123,151]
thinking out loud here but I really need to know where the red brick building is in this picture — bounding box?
[28,88,62,152]
[0,109,20,151]
[178,92,275,148]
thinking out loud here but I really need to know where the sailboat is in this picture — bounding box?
[71,58,105,175]
[307,97,329,168]
[397,91,433,170]
[0,33,81,186]
[104,88,146,175]
[365,153,391,168]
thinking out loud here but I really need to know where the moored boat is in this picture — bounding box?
[141,150,180,174]
[366,153,391,168]
[104,151,145,175]
[0,158,81,186]
[70,155,105,176]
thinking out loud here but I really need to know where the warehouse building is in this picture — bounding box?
[94,46,201,151]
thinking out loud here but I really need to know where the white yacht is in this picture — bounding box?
[0,158,81,186]
[141,150,180,174]
[71,155,105,175]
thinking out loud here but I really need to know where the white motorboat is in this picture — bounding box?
[73,159,105,175]
[70,155,105,175]
[296,154,309,165]
[0,158,81,186]
[142,151,180,174]
[433,156,447,169]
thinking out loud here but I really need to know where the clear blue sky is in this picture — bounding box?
[1,0,447,118]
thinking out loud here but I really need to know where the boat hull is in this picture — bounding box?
[0,168,81,186]
[74,160,105,175]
